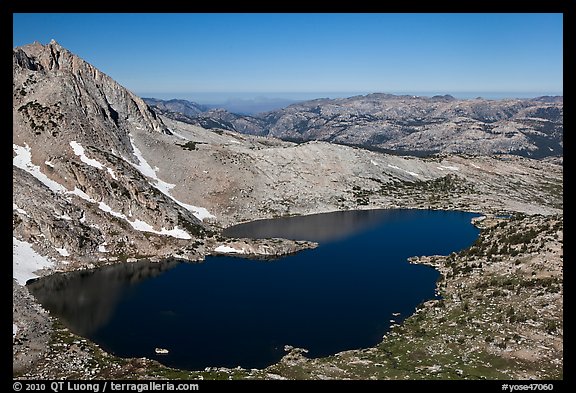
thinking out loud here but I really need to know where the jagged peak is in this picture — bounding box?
[13,41,180,137]
[47,39,68,53]
[15,40,113,88]
[17,39,66,53]
[15,40,71,71]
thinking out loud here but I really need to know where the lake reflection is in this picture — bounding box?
[28,209,480,371]
[223,209,403,243]
[28,259,179,335]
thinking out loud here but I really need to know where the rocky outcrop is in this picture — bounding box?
[211,238,317,259]
[13,281,52,375]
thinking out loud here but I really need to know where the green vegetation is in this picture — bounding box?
[177,212,206,237]
[348,174,476,208]
[177,141,207,151]
[352,186,373,205]
[18,100,63,135]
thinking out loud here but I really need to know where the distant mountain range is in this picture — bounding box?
[143,97,301,116]
[146,93,563,158]
[142,98,208,117]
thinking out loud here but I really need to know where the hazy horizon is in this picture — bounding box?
[139,91,564,105]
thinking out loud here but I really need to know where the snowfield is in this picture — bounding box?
[55,212,72,220]
[214,245,244,254]
[128,136,216,221]
[70,141,117,179]
[387,163,420,178]
[13,237,54,286]
[55,247,70,257]
[12,150,193,240]
[13,203,29,217]
[437,165,459,171]
[97,200,192,240]
[13,143,67,193]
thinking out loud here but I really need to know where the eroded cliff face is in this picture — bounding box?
[14,40,169,147]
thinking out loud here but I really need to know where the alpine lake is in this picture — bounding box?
[28,209,480,371]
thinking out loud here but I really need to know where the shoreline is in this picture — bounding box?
[14,210,562,380]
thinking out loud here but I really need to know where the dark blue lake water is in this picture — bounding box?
[28,209,480,371]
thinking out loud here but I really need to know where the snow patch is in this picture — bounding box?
[167,128,188,140]
[70,141,103,169]
[128,136,215,220]
[158,227,192,239]
[172,202,215,221]
[45,160,55,168]
[437,165,459,171]
[214,245,244,254]
[70,141,117,179]
[98,244,108,253]
[71,187,96,203]
[13,324,18,338]
[470,163,481,169]
[98,201,191,239]
[13,203,29,217]
[370,160,379,166]
[13,237,54,286]
[98,201,123,218]
[129,137,173,189]
[55,247,70,257]
[387,164,420,178]
[73,186,191,239]
[13,144,67,193]
[107,167,117,179]
[56,213,72,220]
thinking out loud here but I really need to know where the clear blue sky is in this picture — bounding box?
[13,13,563,101]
